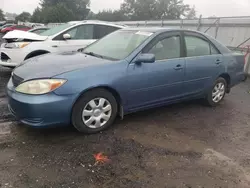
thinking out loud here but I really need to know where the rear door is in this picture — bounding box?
[183,32,223,96]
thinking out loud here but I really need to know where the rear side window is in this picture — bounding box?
[69,25,94,40]
[185,36,210,57]
[185,35,220,57]
[94,25,120,39]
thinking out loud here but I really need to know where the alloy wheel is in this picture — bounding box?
[212,82,225,103]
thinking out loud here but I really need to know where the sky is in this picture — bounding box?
[1,0,250,17]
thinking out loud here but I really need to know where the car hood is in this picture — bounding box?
[3,30,48,41]
[13,51,111,80]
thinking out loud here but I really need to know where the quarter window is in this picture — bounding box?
[211,44,219,55]
[148,36,181,60]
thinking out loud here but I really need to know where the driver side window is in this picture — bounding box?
[148,36,181,61]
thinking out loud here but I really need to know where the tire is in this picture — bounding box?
[72,88,118,134]
[205,77,227,107]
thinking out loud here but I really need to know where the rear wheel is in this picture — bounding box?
[72,89,118,134]
[205,77,227,106]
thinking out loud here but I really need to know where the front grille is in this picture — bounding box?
[12,74,24,87]
[1,52,10,62]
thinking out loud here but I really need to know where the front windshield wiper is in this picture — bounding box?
[83,51,103,59]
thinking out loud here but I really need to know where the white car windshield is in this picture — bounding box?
[40,24,71,36]
[83,30,153,60]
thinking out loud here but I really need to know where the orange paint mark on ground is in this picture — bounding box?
[93,153,110,165]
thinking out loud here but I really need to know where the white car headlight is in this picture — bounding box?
[15,79,67,95]
[5,42,30,49]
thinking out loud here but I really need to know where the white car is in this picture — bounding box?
[0,20,126,68]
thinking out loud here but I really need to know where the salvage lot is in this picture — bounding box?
[0,39,250,188]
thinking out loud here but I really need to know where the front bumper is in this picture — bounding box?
[0,45,26,67]
[7,78,78,127]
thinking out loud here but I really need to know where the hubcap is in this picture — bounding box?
[82,98,112,129]
[212,82,225,103]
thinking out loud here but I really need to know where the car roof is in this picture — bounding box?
[120,27,206,35]
[67,20,127,28]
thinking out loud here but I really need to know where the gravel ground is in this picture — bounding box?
[0,58,250,187]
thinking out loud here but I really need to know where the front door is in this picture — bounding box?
[126,32,186,110]
[183,32,224,96]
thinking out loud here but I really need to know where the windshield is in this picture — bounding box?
[83,30,153,60]
[30,28,48,35]
[39,24,71,36]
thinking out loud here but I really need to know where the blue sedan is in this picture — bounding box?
[7,28,245,133]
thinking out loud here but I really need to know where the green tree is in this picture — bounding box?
[93,9,127,22]
[42,3,75,23]
[0,9,5,21]
[15,12,31,22]
[186,6,196,19]
[40,0,90,21]
[120,0,195,20]
[31,7,43,23]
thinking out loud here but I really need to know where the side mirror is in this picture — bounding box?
[135,53,155,64]
[63,33,71,40]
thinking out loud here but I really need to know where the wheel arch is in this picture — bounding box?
[24,50,50,60]
[72,86,124,119]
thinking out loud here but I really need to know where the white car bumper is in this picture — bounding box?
[0,44,26,68]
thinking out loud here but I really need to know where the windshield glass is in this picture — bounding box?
[39,24,71,36]
[83,30,153,60]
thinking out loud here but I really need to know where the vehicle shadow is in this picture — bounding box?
[15,99,205,138]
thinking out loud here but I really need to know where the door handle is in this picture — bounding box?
[215,59,222,64]
[174,64,183,70]
[52,45,58,48]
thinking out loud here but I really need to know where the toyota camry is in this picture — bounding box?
[7,28,245,133]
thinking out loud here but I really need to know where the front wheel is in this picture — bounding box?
[72,89,118,134]
[205,77,227,106]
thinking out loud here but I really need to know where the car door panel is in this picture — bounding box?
[184,55,224,95]
[183,33,224,96]
[127,59,185,109]
[126,32,186,110]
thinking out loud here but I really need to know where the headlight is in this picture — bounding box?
[5,42,30,49]
[15,79,67,95]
